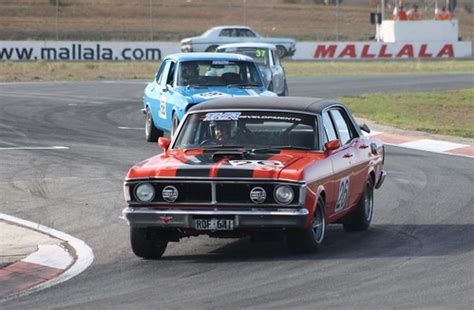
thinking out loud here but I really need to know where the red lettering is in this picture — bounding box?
[378,45,393,58]
[338,44,356,58]
[396,44,415,58]
[361,45,376,58]
[418,44,433,58]
[314,45,337,58]
[436,44,454,58]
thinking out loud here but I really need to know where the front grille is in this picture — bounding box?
[216,183,278,204]
[128,180,302,206]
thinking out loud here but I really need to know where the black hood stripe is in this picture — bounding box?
[176,153,214,177]
[175,151,278,178]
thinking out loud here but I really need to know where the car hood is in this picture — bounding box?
[127,149,326,181]
[176,86,275,104]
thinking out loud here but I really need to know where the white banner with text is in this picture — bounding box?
[1,41,472,61]
[293,41,473,60]
[0,41,180,61]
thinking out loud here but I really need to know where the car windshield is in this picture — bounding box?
[173,111,318,150]
[176,60,264,87]
[231,48,270,66]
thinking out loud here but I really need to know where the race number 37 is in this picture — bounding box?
[335,176,350,212]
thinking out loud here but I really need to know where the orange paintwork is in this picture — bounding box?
[126,135,384,228]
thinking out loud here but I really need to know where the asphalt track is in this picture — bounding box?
[0,74,473,309]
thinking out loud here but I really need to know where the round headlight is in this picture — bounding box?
[274,185,294,205]
[135,183,155,202]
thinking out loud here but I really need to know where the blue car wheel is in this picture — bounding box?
[145,107,163,142]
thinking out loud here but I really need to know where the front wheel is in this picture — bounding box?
[343,178,374,231]
[279,80,289,96]
[145,108,163,142]
[130,227,168,259]
[287,196,326,253]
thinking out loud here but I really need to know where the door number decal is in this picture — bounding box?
[159,96,166,119]
[335,176,350,212]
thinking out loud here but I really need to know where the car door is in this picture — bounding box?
[269,49,284,94]
[236,28,257,43]
[159,60,177,132]
[150,60,175,132]
[327,108,366,212]
[218,28,237,45]
[322,109,354,220]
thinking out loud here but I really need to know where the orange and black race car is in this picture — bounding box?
[122,97,386,259]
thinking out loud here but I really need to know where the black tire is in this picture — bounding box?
[276,46,287,58]
[205,45,218,52]
[130,227,168,259]
[171,113,179,138]
[343,178,374,232]
[279,80,289,96]
[287,196,326,253]
[145,107,163,142]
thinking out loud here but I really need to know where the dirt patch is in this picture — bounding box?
[1,0,472,41]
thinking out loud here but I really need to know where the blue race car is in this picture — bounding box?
[143,53,276,142]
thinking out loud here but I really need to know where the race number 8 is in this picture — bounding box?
[335,176,350,212]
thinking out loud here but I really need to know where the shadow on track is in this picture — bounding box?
[155,224,474,263]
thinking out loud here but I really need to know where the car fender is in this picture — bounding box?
[303,183,326,228]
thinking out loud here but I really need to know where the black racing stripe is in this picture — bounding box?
[216,166,254,178]
[216,153,275,178]
[175,152,214,177]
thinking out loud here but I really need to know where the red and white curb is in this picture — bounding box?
[0,213,94,302]
[367,131,474,158]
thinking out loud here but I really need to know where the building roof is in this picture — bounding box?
[189,96,342,115]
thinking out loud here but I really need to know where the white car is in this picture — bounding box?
[181,25,296,58]
[217,43,288,96]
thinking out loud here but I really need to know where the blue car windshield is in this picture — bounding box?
[173,111,318,150]
[177,60,264,87]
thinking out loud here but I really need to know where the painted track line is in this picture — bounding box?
[0,213,94,303]
[367,132,474,159]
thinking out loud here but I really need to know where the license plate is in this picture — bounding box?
[194,219,233,231]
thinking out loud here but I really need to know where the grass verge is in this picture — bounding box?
[341,89,474,138]
[0,60,473,82]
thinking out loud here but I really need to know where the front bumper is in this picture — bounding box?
[123,207,308,229]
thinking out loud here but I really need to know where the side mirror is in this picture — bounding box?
[162,85,169,92]
[360,124,371,133]
[325,139,341,152]
[158,137,171,152]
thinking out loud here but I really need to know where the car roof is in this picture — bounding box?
[189,96,343,115]
[217,43,276,50]
[164,52,254,62]
[210,25,253,30]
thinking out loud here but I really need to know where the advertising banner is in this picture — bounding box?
[293,41,473,60]
[0,41,180,61]
[1,41,472,61]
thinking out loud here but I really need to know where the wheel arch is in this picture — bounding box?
[305,184,326,227]
[368,168,376,185]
